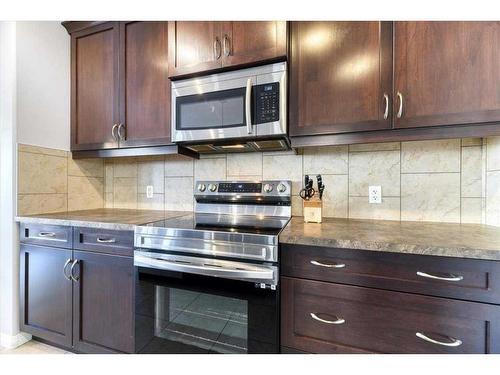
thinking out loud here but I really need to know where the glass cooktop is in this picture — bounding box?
[144,213,286,236]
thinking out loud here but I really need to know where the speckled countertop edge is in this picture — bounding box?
[278,235,500,261]
[15,216,139,231]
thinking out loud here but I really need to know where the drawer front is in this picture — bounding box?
[281,243,500,304]
[281,277,500,354]
[20,223,73,249]
[74,227,134,256]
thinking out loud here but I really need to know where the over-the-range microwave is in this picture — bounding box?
[171,62,288,153]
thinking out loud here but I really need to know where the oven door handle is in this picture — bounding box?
[134,252,277,285]
[245,78,253,134]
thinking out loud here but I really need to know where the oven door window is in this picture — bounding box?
[136,270,278,354]
[176,87,246,131]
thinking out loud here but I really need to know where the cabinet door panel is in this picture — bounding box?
[119,21,171,147]
[73,251,134,353]
[289,21,392,136]
[71,22,120,150]
[168,21,221,78]
[221,21,286,67]
[394,21,500,128]
[20,245,73,348]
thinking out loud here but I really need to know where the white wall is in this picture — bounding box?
[0,21,31,349]
[16,21,70,151]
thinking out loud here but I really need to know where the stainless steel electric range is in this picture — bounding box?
[134,180,291,354]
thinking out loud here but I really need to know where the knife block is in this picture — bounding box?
[303,198,322,223]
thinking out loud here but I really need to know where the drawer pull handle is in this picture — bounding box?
[416,271,463,282]
[416,332,462,347]
[310,260,345,269]
[96,237,116,244]
[38,232,56,238]
[310,312,345,325]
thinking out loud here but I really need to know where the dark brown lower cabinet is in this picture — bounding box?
[72,250,134,353]
[20,244,73,348]
[281,277,500,354]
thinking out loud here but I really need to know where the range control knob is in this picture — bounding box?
[208,183,217,192]
[264,183,273,193]
[277,183,287,193]
[197,183,206,192]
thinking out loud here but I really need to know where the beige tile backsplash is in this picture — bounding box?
[17,144,104,215]
[17,136,500,226]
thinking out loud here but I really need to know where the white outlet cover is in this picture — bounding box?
[369,185,382,204]
[146,185,154,199]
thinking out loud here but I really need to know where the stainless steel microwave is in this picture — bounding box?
[171,62,287,153]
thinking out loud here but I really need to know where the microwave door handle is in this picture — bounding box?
[245,78,253,134]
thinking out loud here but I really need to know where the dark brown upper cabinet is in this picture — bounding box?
[68,21,173,153]
[168,21,287,78]
[289,22,393,137]
[118,21,171,147]
[71,22,120,151]
[394,21,500,129]
[168,21,222,78]
[220,21,287,68]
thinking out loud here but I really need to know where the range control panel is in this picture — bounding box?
[254,83,280,124]
[218,182,262,193]
[194,180,291,197]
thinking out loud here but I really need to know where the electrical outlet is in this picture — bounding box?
[369,186,382,204]
[146,185,154,199]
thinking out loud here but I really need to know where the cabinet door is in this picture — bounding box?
[20,244,73,348]
[168,21,222,78]
[289,22,393,136]
[118,21,171,147]
[72,251,134,353]
[221,21,286,67]
[394,21,500,129]
[71,22,120,150]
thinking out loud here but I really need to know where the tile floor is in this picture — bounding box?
[0,340,70,354]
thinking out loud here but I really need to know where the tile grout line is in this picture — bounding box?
[460,140,463,223]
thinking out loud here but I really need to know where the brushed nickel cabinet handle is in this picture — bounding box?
[310,312,345,325]
[111,124,119,140]
[214,37,222,60]
[96,237,116,244]
[416,271,463,282]
[63,258,72,281]
[383,93,389,120]
[396,91,404,118]
[416,332,462,347]
[223,34,231,57]
[117,123,126,141]
[69,259,79,282]
[38,231,56,238]
[310,260,346,269]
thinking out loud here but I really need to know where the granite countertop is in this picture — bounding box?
[279,217,500,261]
[16,208,190,231]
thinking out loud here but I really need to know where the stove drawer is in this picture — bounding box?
[74,227,134,256]
[281,243,500,304]
[281,277,500,354]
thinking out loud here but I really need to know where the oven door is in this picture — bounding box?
[134,254,279,354]
[172,76,256,143]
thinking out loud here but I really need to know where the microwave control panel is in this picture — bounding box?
[253,83,280,124]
